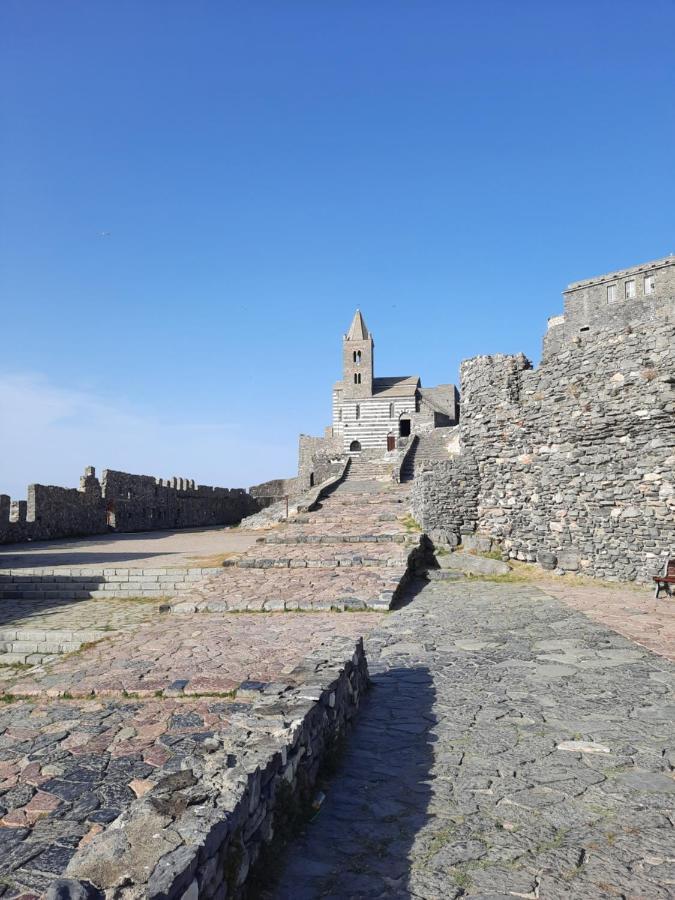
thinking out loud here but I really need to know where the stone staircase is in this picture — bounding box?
[342,456,392,482]
[0,627,108,665]
[401,427,455,481]
[0,567,222,602]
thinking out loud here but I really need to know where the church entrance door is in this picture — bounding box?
[387,434,396,451]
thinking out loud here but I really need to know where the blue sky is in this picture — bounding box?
[1,1,674,497]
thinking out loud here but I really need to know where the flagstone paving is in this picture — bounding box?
[0,595,160,633]
[169,482,419,612]
[269,579,675,900]
[0,612,381,897]
[1,472,674,898]
[2,612,380,700]
[545,582,675,663]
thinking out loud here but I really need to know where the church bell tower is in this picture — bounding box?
[343,309,374,399]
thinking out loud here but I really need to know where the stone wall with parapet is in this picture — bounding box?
[0,468,106,544]
[55,636,370,899]
[298,430,345,491]
[102,469,257,532]
[0,467,260,545]
[412,320,674,582]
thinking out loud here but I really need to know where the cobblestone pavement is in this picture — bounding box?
[0,613,380,896]
[270,579,675,899]
[0,595,160,632]
[171,482,417,612]
[2,612,380,699]
[544,583,675,663]
[172,567,409,612]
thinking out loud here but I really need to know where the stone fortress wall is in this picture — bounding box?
[412,256,675,583]
[543,254,675,357]
[0,466,261,545]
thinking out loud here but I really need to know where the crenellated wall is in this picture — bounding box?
[412,319,674,582]
[0,467,261,545]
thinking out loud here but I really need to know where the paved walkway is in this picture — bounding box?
[5,612,379,699]
[270,579,675,899]
[171,481,416,612]
[0,527,258,570]
[544,582,675,663]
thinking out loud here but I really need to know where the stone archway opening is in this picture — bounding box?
[349,440,362,453]
[399,418,411,438]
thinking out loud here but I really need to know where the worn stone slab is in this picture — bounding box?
[269,580,675,899]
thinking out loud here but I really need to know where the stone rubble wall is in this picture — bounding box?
[0,467,261,545]
[56,636,370,900]
[411,456,480,541]
[297,432,346,492]
[249,476,299,506]
[412,320,674,582]
[103,470,258,533]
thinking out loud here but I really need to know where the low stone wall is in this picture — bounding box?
[54,636,370,899]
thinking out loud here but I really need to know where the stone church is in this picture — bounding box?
[298,310,458,486]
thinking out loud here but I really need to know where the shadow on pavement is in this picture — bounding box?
[267,664,435,899]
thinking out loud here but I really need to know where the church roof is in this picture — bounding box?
[372,376,420,398]
[345,309,370,341]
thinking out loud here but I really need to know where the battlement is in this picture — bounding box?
[0,466,260,545]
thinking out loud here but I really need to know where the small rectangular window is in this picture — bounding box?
[607,284,617,303]
[644,274,656,295]
[625,279,636,299]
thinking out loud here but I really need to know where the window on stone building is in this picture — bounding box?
[607,283,617,303]
[356,404,361,420]
[356,350,361,365]
[644,274,656,295]
[625,279,636,299]
[338,408,342,422]
[389,403,394,418]
[354,373,361,384]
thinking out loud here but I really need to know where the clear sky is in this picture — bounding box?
[1,1,674,497]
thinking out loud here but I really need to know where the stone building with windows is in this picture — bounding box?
[543,254,675,357]
[297,310,458,486]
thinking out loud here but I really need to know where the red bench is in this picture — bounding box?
[653,559,675,599]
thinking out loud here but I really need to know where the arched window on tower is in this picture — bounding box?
[353,351,357,363]
[389,403,394,418]
[356,350,361,365]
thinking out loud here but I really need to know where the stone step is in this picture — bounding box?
[0,628,109,660]
[0,629,106,643]
[260,533,408,545]
[425,570,465,581]
[228,556,409,570]
[0,584,196,601]
[0,651,50,665]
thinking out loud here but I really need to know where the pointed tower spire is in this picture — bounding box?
[343,309,374,398]
[346,309,369,341]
